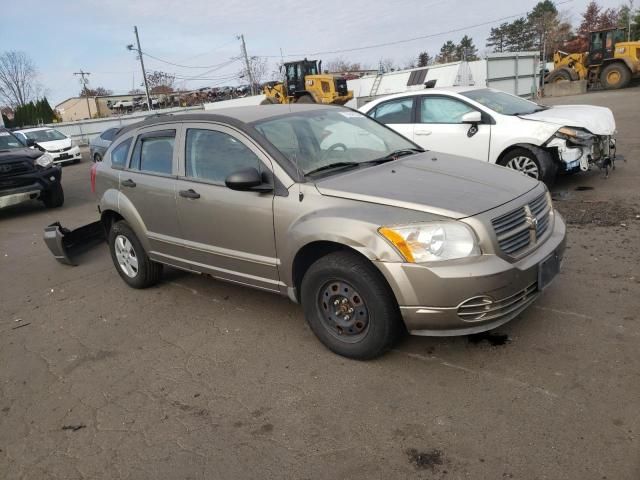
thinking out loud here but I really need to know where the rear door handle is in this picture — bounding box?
[179,189,200,199]
[415,129,432,136]
[121,179,136,188]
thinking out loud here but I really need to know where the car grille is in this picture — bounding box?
[48,146,72,153]
[457,283,538,322]
[0,160,35,177]
[491,192,552,256]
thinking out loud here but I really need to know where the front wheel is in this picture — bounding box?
[600,63,631,90]
[108,220,162,288]
[300,251,403,360]
[498,146,556,186]
[295,95,315,103]
[42,182,64,208]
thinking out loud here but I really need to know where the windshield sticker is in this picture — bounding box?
[0,132,10,136]
[339,111,363,118]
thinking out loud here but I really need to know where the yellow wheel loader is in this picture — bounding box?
[546,28,640,90]
[261,59,353,105]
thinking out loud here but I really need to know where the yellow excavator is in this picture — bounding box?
[546,28,640,89]
[261,59,353,105]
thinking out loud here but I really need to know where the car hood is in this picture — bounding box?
[36,138,72,151]
[0,147,41,163]
[314,152,539,219]
[519,105,616,135]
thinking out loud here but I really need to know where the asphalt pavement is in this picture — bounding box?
[1,88,639,479]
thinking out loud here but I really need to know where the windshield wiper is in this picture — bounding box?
[512,106,548,116]
[305,162,361,177]
[366,148,424,164]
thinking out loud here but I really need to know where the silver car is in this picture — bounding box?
[89,127,119,162]
[92,105,566,359]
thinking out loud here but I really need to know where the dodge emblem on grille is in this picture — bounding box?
[525,209,538,242]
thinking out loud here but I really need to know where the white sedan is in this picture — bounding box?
[359,87,617,184]
[13,127,82,164]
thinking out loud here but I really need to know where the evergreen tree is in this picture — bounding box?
[456,35,479,60]
[487,23,509,52]
[436,40,458,63]
[417,51,432,67]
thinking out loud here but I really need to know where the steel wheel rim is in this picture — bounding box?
[506,156,539,179]
[114,234,139,278]
[318,280,369,343]
[607,70,620,84]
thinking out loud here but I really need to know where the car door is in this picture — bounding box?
[175,123,279,292]
[368,97,416,141]
[119,126,184,260]
[414,95,491,162]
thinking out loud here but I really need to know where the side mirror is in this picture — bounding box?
[461,111,482,124]
[25,138,36,147]
[225,167,273,193]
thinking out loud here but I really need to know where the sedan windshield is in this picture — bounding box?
[0,131,25,150]
[461,89,547,116]
[254,109,420,177]
[22,129,67,142]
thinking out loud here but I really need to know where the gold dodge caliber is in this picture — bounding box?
[92,104,566,359]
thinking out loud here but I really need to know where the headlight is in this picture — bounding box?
[36,153,54,168]
[378,222,480,263]
[556,127,594,144]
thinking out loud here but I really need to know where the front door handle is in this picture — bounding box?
[415,129,432,136]
[121,179,136,188]
[179,189,201,199]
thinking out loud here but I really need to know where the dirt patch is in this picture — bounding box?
[405,448,444,470]
[554,200,638,226]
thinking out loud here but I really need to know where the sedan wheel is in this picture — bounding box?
[506,156,540,179]
[318,280,370,342]
[114,234,139,278]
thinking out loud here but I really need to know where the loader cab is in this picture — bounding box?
[284,59,320,94]
[588,28,626,66]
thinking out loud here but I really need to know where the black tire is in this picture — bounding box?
[41,182,64,208]
[260,97,276,105]
[300,251,403,360]
[600,63,631,90]
[498,146,557,187]
[108,220,162,289]
[545,68,573,83]
[295,94,315,104]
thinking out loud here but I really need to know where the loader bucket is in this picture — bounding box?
[43,221,106,266]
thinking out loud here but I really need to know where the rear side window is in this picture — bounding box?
[110,138,132,169]
[100,128,118,141]
[370,98,413,124]
[185,129,261,184]
[130,130,175,175]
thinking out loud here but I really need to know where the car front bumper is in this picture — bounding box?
[374,213,566,336]
[48,145,82,164]
[0,166,62,209]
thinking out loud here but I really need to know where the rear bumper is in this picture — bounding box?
[374,213,566,336]
[0,166,61,209]
[43,221,106,265]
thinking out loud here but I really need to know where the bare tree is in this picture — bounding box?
[325,57,363,73]
[0,51,38,108]
[146,71,175,94]
[238,56,269,88]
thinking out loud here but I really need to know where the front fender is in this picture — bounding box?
[111,191,152,252]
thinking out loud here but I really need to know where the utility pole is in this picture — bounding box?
[127,26,152,110]
[629,0,635,41]
[74,70,92,119]
[238,34,256,96]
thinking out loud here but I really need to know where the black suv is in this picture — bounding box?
[0,128,64,210]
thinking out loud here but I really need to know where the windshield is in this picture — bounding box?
[461,89,546,115]
[22,129,67,142]
[254,109,419,177]
[0,130,25,150]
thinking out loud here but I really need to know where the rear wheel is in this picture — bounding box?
[546,68,573,83]
[42,182,64,208]
[600,63,631,90]
[295,94,315,104]
[300,251,403,360]
[108,220,162,289]
[498,146,557,186]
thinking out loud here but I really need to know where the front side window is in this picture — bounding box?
[254,109,418,176]
[110,138,132,168]
[185,129,261,184]
[371,98,414,124]
[130,131,175,175]
[0,130,25,150]
[420,97,474,124]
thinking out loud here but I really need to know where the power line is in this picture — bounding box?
[181,39,238,62]
[255,0,574,58]
[141,52,240,69]
[73,70,93,118]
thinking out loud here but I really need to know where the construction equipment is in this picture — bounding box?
[546,28,640,90]
[261,59,353,105]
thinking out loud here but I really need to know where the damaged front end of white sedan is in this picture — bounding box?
[545,126,618,176]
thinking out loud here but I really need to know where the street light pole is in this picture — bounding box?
[129,26,152,111]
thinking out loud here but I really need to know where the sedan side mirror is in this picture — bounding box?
[25,138,36,147]
[461,111,482,124]
[225,167,273,193]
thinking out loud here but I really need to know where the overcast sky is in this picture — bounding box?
[0,0,627,106]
